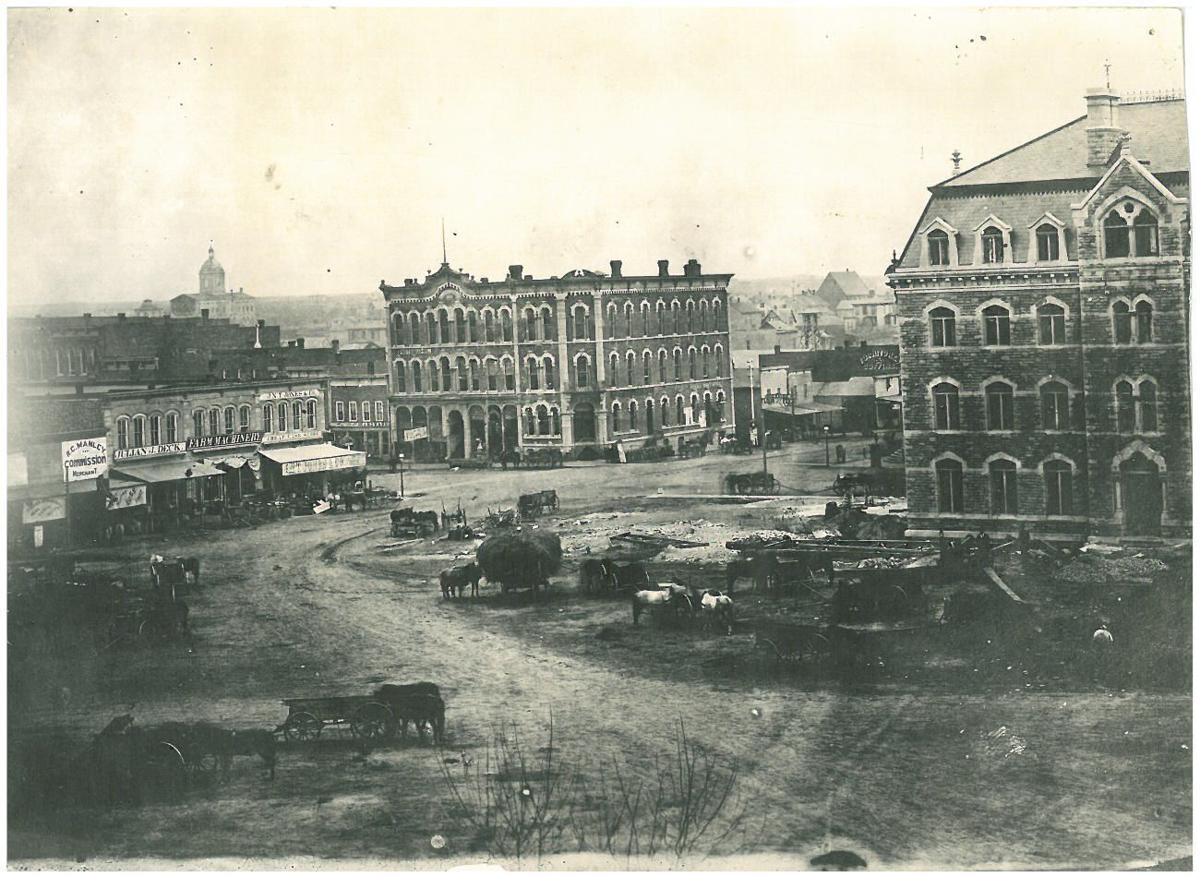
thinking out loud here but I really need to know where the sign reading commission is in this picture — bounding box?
[186,432,263,451]
[61,437,109,482]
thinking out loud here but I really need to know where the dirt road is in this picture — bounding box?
[9,446,1192,868]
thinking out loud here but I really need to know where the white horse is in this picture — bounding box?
[632,585,691,626]
[699,590,735,635]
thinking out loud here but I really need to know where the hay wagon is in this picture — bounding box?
[276,691,443,743]
[752,620,861,669]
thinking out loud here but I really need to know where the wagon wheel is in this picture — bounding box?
[192,750,221,775]
[753,637,783,673]
[143,741,188,796]
[351,702,396,740]
[138,614,170,642]
[799,631,832,665]
[284,711,322,743]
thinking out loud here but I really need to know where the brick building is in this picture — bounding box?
[328,376,391,458]
[888,88,1189,540]
[381,257,734,460]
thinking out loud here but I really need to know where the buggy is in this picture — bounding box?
[517,489,559,519]
[390,507,441,538]
[725,471,779,495]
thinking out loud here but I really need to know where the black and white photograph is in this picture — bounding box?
[5,4,1193,870]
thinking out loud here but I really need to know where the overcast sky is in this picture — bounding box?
[7,6,1187,304]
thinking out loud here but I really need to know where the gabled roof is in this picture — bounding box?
[816,271,871,304]
[940,98,1187,188]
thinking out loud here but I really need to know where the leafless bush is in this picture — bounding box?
[438,713,751,865]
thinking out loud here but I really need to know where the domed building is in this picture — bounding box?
[169,244,257,326]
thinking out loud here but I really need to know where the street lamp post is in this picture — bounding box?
[398,453,405,499]
[823,423,831,468]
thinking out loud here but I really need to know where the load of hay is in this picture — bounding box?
[476,529,563,592]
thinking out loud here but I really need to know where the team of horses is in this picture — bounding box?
[632,583,735,635]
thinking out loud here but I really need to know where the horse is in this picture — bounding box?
[632,586,692,627]
[440,562,482,599]
[218,728,278,779]
[386,693,445,743]
[373,681,442,701]
[604,560,651,592]
[698,589,734,635]
[724,555,774,595]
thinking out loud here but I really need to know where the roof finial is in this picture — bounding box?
[209,239,214,257]
[951,150,962,175]
[441,218,448,266]
[1104,58,1112,90]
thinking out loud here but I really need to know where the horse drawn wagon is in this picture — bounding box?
[521,448,564,469]
[390,507,441,538]
[725,471,779,495]
[752,620,861,670]
[517,489,559,519]
[276,684,445,744]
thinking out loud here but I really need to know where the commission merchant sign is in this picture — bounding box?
[113,441,186,462]
[62,437,109,482]
[186,432,263,451]
[281,450,367,477]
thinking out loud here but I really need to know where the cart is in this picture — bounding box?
[277,695,401,742]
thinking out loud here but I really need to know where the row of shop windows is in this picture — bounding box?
[927,299,1155,348]
[934,458,1076,516]
[334,400,387,423]
[114,399,319,450]
[517,391,730,438]
[929,377,1159,433]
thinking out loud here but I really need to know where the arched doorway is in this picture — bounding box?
[502,405,519,451]
[447,410,465,459]
[487,405,504,458]
[468,405,487,457]
[1120,452,1163,536]
[573,402,596,443]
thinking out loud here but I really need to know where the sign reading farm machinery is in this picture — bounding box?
[186,432,263,451]
[61,437,109,482]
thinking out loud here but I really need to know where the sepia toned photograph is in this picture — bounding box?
[5,4,1192,870]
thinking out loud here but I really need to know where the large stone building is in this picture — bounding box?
[170,245,257,326]
[381,257,735,460]
[888,87,1189,540]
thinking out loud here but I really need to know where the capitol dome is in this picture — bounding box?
[199,244,226,297]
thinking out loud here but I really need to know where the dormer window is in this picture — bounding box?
[928,230,950,266]
[1105,209,1131,257]
[1103,201,1160,259]
[981,226,1004,263]
[1134,210,1159,256]
[1036,224,1060,261]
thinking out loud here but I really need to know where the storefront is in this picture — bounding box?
[258,443,367,497]
[110,457,225,530]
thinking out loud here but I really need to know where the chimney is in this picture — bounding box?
[684,258,701,277]
[117,312,126,320]
[288,340,295,348]
[83,312,92,320]
[773,344,781,354]
[1086,87,1124,169]
[508,264,523,281]
[657,259,670,277]
[610,259,623,278]
[297,337,305,349]
[200,308,210,320]
[331,339,340,354]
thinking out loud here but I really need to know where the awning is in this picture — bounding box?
[259,443,366,477]
[207,454,262,472]
[763,401,843,416]
[111,459,225,484]
[8,479,98,502]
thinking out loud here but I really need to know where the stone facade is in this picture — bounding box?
[888,91,1189,540]
[381,258,735,460]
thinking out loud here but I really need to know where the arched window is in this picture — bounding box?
[306,400,317,429]
[1035,223,1060,261]
[1134,210,1159,256]
[608,353,620,386]
[165,412,178,443]
[529,357,542,390]
[1135,300,1153,343]
[291,401,303,430]
[526,307,540,342]
[500,309,513,342]
[1044,460,1074,516]
[688,347,697,379]
[209,408,221,436]
[1138,379,1158,432]
[572,305,591,341]
[686,301,696,333]
[982,305,1011,346]
[673,349,683,381]
[441,356,453,392]
[468,310,480,343]
[673,301,684,334]
[1113,301,1133,344]
[1104,209,1131,258]
[575,355,590,389]
[624,302,634,337]
[1037,303,1066,345]
[542,307,555,341]
[1115,380,1135,432]
[702,347,711,378]
[409,313,421,345]
[536,404,551,436]
[629,400,639,431]
[428,360,440,393]
[985,382,1014,431]
[641,302,652,336]
[456,355,468,391]
[454,308,466,343]
[117,417,130,450]
[675,396,685,425]
[551,407,561,435]
[661,396,671,425]
[193,410,205,437]
[146,414,159,445]
[626,351,637,386]
[395,361,407,392]
[981,226,1004,263]
[262,404,273,433]
[935,458,964,513]
[928,229,950,266]
[700,300,711,331]
[645,399,656,433]
[412,361,424,393]
[611,401,622,432]
[486,358,499,392]
[543,355,555,389]
[932,382,960,430]
[715,344,725,377]
[484,310,496,343]
[1040,381,1070,431]
[658,349,668,382]
[989,459,1018,515]
[438,309,451,344]
[238,405,250,432]
[605,303,618,338]
[502,357,515,391]
[712,300,723,331]
[523,407,535,435]
[716,389,727,421]
[929,307,956,347]
[642,351,652,383]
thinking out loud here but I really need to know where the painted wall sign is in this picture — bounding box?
[23,497,66,524]
[257,389,320,401]
[262,428,324,445]
[186,432,263,451]
[404,426,429,442]
[281,450,366,477]
[113,442,187,462]
[62,437,109,482]
[349,421,389,429]
[859,350,901,372]
[106,484,147,511]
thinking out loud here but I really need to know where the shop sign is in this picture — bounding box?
[186,432,262,451]
[282,451,366,477]
[23,496,66,524]
[62,437,109,482]
[258,388,319,401]
[113,441,186,462]
[404,426,429,442]
[8,453,27,488]
[860,349,901,373]
[106,484,147,511]
[263,428,324,445]
[356,421,389,429]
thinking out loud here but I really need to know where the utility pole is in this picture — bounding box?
[756,365,768,482]
[398,453,406,499]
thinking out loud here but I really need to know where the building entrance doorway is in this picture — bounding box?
[1120,453,1163,536]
